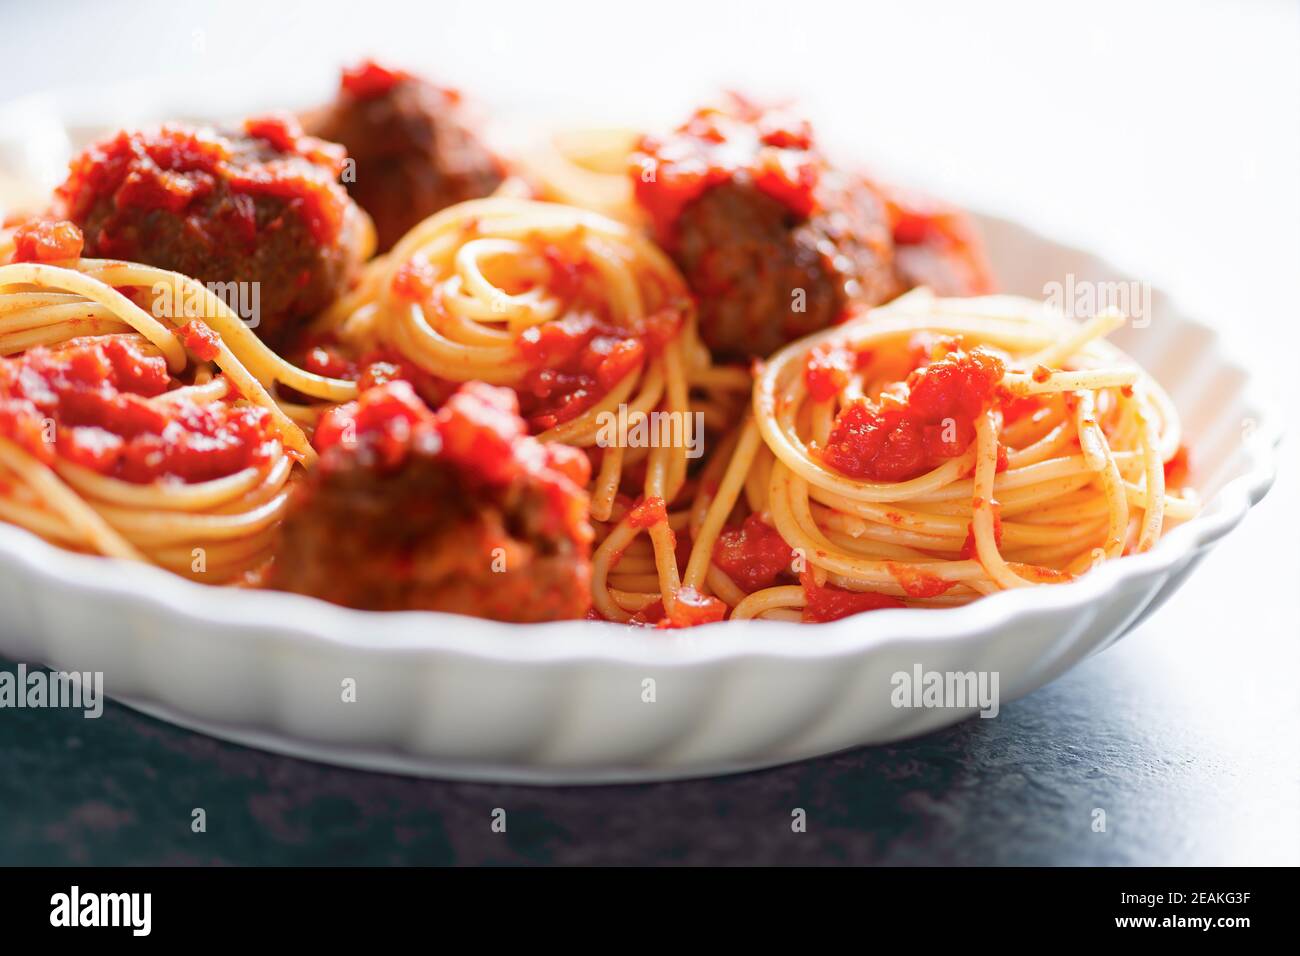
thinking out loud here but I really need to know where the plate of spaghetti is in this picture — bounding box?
[0,64,1278,782]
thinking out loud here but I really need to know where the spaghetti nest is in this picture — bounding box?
[0,248,358,581]
[680,290,1197,622]
[319,196,751,623]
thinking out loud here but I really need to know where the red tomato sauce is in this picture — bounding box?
[56,117,350,251]
[179,320,222,362]
[804,342,862,403]
[0,337,274,483]
[391,244,683,433]
[817,347,1005,482]
[10,219,84,263]
[960,501,1004,560]
[516,310,675,431]
[800,572,904,622]
[625,495,668,529]
[713,513,795,591]
[314,380,591,541]
[998,389,1045,425]
[628,586,727,628]
[876,183,996,296]
[633,97,823,246]
[885,561,955,598]
[340,60,412,99]
[300,338,459,409]
[1163,443,1191,488]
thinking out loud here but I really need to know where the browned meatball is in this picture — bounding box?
[877,183,996,298]
[55,115,370,350]
[269,380,594,621]
[633,99,898,360]
[304,60,504,252]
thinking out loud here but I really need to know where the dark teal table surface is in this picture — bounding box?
[2,580,1296,865]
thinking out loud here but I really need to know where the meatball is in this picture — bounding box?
[55,115,370,350]
[304,60,504,252]
[880,184,995,298]
[633,99,899,360]
[269,380,594,621]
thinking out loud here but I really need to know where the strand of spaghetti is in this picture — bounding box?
[732,585,805,621]
[660,335,692,498]
[390,300,528,380]
[0,292,91,314]
[0,437,144,561]
[691,364,753,391]
[1003,367,1139,394]
[0,495,80,542]
[908,452,1139,503]
[807,488,1101,551]
[95,492,288,545]
[0,262,186,369]
[538,360,654,446]
[0,301,121,334]
[644,447,685,613]
[606,589,661,613]
[1074,390,1129,558]
[687,425,741,539]
[90,274,314,460]
[1001,397,1068,446]
[83,262,358,401]
[706,565,748,607]
[1,317,134,354]
[766,461,985,591]
[56,452,290,512]
[971,410,1035,589]
[590,518,642,622]
[1026,308,1126,368]
[682,417,761,590]
[150,378,230,406]
[590,444,624,522]
[1131,386,1166,550]
[1122,482,1197,519]
[1143,378,1183,460]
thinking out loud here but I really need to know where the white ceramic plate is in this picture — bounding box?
[0,84,1280,784]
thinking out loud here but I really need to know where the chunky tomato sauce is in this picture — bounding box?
[633,97,823,245]
[392,241,683,432]
[800,572,904,623]
[997,388,1045,425]
[301,338,459,410]
[314,380,591,541]
[56,116,350,252]
[713,513,795,591]
[959,500,1003,559]
[625,495,668,529]
[817,346,1005,482]
[10,219,84,263]
[179,320,222,362]
[517,308,675,431]
[628,586,727,628]
[875,182,996,296]
[1163,443,1191,488]
[340,60,412,99]
[803,342,863,403]
[337,58,462,107]
[885,561,955,598]
[0,338,274,483]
